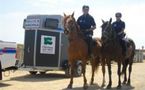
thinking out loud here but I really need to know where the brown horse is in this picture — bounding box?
[63,13,102,89]
[101,18,135,89]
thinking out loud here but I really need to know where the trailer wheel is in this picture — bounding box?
[74,64,82,77]
[29,71,37,75]
[65,68,70,77]
[65,63,82,77]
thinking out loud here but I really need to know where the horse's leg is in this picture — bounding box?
[123,66,127,84]
[82,60,88,89]
[67,61,75,89]
[127,61,133,86]
[106,60,112,89]
[90,58,95,85]
[90,56,100,85]
[101,58,106,87]
[122,60,128,84]
[117,60,122,89]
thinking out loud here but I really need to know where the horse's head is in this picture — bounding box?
[63,12,77,35]
[101,18,116,42]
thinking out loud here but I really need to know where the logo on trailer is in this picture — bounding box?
[40,35,56,54]
[44,37,53,45]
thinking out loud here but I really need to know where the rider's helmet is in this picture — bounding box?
[115,12,122,17]
[82,5,89,9]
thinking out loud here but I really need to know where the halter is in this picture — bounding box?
[101,19,117,44]
[63,15,78,41]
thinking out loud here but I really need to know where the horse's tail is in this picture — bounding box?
[121,59,129,75]
[121,38,136,75]
[128,38,136,56]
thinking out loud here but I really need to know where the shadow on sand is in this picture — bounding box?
[0,82,11,88]
[10,73,68,82]
[62,83,135,90]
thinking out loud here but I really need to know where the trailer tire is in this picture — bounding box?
[64,62,82,77]
[74,63,82,77]
[29,71,37,75]
[65,67,70,77]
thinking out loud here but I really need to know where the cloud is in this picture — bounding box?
[0,12,29,43]
[0,0,145,48]
[90,3,145,48]
[25,0,73,8]
[26,0,57,7]
[121,4,145,47]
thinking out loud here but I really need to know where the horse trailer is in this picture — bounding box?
[22,15,82,76]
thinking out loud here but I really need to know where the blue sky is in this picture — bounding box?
[0,0,145,49]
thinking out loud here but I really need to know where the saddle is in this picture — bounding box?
[83,36,97,57]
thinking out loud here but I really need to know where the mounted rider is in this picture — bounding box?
[77,5,96,57]
[112,12,127,56]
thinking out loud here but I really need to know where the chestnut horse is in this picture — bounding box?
[101,18,135,89]
[63,13,102,89]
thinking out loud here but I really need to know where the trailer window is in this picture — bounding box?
[45,18,59,29]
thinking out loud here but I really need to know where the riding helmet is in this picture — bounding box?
[115,12,122,17]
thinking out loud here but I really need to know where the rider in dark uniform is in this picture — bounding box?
[77,5,96,57]
[112,12,127,56]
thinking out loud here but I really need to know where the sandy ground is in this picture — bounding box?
[0,61,145,90]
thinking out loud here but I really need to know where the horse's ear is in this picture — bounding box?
[109,18,112,24]
[64,13,66,17]
[102,19,105,24]
[71,12,75,17]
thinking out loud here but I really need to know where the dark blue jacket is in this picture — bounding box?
[112,20,125,34]
[77,14,96,35]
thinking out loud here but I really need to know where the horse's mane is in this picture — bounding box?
[72,18,85,39]
[77,25,85,37]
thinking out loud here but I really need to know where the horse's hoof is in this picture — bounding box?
[122,81,126,84]
[117,85,122,89]
[90,81,94,85]
[83,83,89,90]
[127,82,131,86]
[67,84,72,89]
[101,83,105,87]
[106,85,111,89]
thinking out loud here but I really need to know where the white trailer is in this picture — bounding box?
[0,41,18,71]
